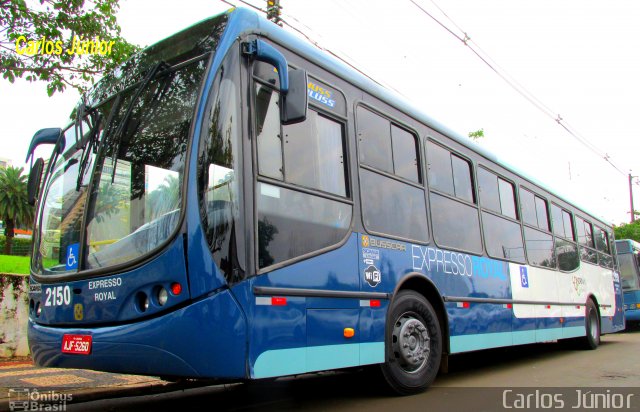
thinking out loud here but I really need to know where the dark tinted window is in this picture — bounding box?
[595,227,613,268]
[255,84,283,180]
[599,253,613,269]
[257,183,351,268]
[283,111,347,196]
[551,204,564,237]
[430,192,482,253]
[360,169,428,242]
[556,238,579,271]
[498,178,517,219]
[254,74,352,269]
[427,141,454,195]
[391,125,419,183]
[535,196,550,231]
[478,168,501,213]
[562,210,575,241]
[594,226,610,253]
[253,61,280,88]
[482,212,525,263]
[576,217,594,248]
[198,49,244,282]
[357,107,392,173]
[427,141,474,203]
[256,79,348,197]
[520,188,537,227]
[86,59,206,271]
[452,155,474,203]
[580,246,598,264]
[478,168,517,220]
[524,227,555,268]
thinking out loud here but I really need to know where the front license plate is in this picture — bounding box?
[61,334,92,355]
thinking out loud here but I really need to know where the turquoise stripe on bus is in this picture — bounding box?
[450,326,586,353]
[253,342,384,379]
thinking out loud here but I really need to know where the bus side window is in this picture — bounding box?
[549,204,579,271]
[427,140,482,254]
[254,73,352,269]
[520,188,554,269]
[594,226,613,269]
[576,216,598,264]
[357,106,428,243]
[477,167,525,263]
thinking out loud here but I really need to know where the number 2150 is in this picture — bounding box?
[44,286,71,307]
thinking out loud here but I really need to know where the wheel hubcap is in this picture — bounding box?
[392,314,430,373]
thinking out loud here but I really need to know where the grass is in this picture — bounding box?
[0,254,31,275]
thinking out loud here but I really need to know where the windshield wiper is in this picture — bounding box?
[110,61,170,183]
[75,102,104,191]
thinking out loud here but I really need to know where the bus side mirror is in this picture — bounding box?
[281,68,308,125]
[243,39,307,125]
[27,157,45,206]
[25,128,62,163]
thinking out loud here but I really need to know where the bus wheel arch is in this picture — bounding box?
[380,274,447,394]
[392,274,449,354]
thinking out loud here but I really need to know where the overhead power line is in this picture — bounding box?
[409,0,627,176]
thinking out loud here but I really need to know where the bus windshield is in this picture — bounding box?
[32,15,227,277]
[618,253,640,291]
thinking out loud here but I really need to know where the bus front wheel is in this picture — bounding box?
[381,290,442,395]
[582,299,600,350]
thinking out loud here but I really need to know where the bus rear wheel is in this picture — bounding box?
[381,290,441,395]
[582,299,600,350]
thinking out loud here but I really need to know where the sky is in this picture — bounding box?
[1,0,639,225]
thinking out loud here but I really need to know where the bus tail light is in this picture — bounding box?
[171,282,182,295]
[271,297,287,306]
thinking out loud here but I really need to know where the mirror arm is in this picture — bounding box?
[242,39,289,94]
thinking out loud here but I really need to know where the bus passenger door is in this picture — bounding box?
[243,40,360,377]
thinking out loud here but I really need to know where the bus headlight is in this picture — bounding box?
[136,292,149,312]
[157,287,169,306]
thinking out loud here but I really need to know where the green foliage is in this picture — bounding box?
[0,0,140,95]
[468,128,484,141]
[0,166,34,254]
[614,220,640,243]
[0,236,32,256]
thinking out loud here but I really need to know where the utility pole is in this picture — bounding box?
[266,0,282,26]
[630,173,636,223]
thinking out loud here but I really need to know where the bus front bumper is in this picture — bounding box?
[28,289,247,379]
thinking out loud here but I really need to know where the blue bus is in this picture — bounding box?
[25,7,624,394]
[616,239,640,325]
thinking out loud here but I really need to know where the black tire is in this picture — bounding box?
[380,290,442,395]
[582,299,600,350]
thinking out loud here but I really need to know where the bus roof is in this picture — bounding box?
[615,239,640,254]
[176,7,615,227]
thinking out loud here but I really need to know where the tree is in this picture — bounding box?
[468,128,484,141]
[0,166,34,254]
[614,220,640,243]
[1,0,139,96]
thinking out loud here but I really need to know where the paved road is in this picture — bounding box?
[66,327,640,412]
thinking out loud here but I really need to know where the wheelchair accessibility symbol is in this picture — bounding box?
[66,243,79,270]
[519,266,529,288]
